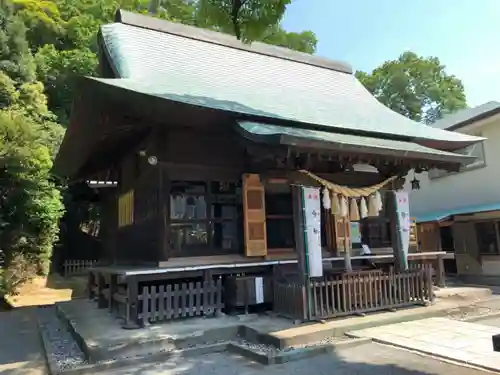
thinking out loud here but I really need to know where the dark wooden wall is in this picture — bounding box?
[108,120,389,266]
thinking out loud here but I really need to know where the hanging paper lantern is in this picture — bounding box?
[321,187,331,210]
[368,194,378,217]
[375,191,383,212]
[349,198,360,221]
[360,197,368,219]
[331,193,341,215]
[340,196,348,217]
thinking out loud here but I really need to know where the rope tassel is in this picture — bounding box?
[331,193,341,215]
[349,198,360,221]
[340,196,348,217]
[368,194,378,217]
[360,197,368,219]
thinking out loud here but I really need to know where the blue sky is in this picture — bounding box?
[283,0,500,107]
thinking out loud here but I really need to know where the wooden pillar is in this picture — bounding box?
[343,217,352,272]
[436,254,446,288]
[160,166,171,262]
[87,271,95,300]
[426,266,435,303]
[96,272,107,308]
[108,274,117,313]
[389,191,406,272]
[292,185,310,321]
[123,276,141,329]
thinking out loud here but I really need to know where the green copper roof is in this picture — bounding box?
[237,121,475,165]
[99,18,483,149]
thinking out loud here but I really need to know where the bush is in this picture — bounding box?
[0,109,64,294]
[0,252,38,295]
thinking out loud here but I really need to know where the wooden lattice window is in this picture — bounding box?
[118,190,134,228]
[475,221,500,255]
[169,180,242,256]
[243,174,267,257]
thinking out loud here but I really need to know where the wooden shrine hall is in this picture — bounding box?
[53,10,484,328]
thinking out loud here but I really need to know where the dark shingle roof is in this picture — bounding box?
[431,101,500,130]
[98,12,482,148]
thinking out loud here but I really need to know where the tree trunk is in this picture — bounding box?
[231,0,242,40]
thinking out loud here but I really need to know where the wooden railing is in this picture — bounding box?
[137,279,224,324]
[274,282,307,321]
[274,267,434,321]
[63,259,97,277]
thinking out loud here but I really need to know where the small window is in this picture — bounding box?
[475,221,500,255]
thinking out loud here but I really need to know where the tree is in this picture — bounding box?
[12,0,66,51]
[0,0,64,295]
[261,26,317,54]
[356,52,467,124]
[0,0,37,84]
[196,0,290,41]
[0,109,64,294]
[35,44,98,123]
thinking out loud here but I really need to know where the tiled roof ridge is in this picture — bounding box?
[114,9,353,75]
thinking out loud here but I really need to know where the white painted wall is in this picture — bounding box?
[404,114,500,219]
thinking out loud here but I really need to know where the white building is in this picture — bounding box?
[404,102,500,282]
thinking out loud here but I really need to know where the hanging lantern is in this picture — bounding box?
[349,198,360,221]
[322,187,331,210]
[340,196,348,217]
[360,197,368,219]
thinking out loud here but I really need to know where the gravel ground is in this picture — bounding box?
[446,296,500,321]
[100,342,493,375]
[35,305,355,372]
[37,297,500,375]
[37,306,87,371]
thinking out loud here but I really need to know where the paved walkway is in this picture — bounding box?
[0,308,47,374]
[102,342,494,375]
[349,317,500,372]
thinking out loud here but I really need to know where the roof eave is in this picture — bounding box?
[278,134,474,166]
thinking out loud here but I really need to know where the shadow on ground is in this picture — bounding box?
[0,309,47,375]
[99,342,489,375]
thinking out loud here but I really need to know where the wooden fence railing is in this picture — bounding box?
[137,279,224,324]
[63,260,97,277]
[274,267,434,321]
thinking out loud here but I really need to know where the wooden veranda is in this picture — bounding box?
[86,252,444,327]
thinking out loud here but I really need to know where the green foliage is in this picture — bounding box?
[13,0,66,50]
[0,253,39,295]
[0,0,64,295]
[0,0,37,83]
[261,26,317,54]
[35,44,98,123]
[197,0,290,41]
[356,51,467,124]
[0,110,65,288]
